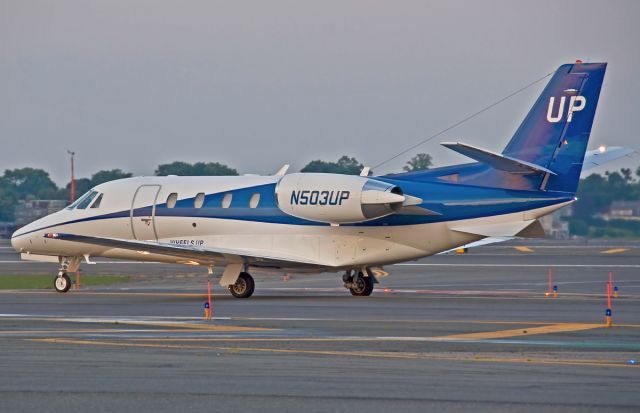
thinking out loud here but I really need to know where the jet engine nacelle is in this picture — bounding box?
[276,173,406,224]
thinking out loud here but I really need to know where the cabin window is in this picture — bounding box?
[194,192,205,208]
[221,193,232,208]
[166,193,178,208]
[76,191,98,209]
[249,193,260,208]
[90,193,103,209]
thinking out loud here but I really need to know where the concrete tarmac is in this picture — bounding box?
[1,239,640,412]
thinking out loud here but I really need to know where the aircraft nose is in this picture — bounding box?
[10,231,28,252]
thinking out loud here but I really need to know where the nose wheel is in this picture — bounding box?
[228,272,255,298]
[54,272,71,293]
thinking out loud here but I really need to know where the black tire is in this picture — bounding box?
[54,273,71,293]
[349,272,374,296]
[228,272,255,298]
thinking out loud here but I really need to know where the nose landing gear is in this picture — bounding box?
[53,256,81,293]
[54,272,71,293]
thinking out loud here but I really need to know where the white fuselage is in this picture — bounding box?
[11,175,567,274]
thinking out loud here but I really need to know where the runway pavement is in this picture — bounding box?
[1,239,639,412]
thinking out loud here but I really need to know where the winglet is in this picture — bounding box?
[274,164,290,176]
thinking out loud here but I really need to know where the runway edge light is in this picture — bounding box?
[203,302,210,320]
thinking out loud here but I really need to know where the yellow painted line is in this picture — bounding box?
[514,246,534,253]
[372,269,389,279]
[435,323,602,340]
[27,338,633,368]
[601,248,629,254]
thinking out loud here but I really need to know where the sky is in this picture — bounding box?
[1,0,639,185]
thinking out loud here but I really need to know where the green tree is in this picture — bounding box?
[2,168,59,200]
[300,155,364,175]
[155,161,238,176]
[64,178,92,200]
[0,168,61,221]
[91,169,132,185]
[403,153,433,172]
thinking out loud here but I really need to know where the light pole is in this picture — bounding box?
[67,150,76,203]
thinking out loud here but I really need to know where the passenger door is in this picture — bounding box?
[131,185,161,240]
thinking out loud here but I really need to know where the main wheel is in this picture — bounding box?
[349,272,374,296]
[54,273,71,293]
[228,272,255,298]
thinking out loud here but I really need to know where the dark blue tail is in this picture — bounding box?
[385,62,607,193]
[502,62,607,193]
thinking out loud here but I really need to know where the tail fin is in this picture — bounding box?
[502,62,607,193]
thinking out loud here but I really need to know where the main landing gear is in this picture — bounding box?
[228,272,255,298]
[343,269,375,296]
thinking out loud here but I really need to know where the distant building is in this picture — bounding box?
[539,205,572,239]
[604,201,640,220]
[0,221,15,239]
[14,200,68,228]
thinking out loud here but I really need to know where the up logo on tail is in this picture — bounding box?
[546,95,587,123]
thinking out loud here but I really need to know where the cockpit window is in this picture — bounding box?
[66,190,95,210]
[90,193,103,209]
[76,191,98,209]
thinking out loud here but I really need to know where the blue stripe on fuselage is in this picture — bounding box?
[12,180,573,238]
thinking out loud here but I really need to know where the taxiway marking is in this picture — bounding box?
[27,338,634,368]
[434,323,603,340]
[601,248,629,254]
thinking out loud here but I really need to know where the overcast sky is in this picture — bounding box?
[1,0,638,185]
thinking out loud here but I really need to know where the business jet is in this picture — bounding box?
[10,62,628,297]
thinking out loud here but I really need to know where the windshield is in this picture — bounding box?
[66,190,98,210]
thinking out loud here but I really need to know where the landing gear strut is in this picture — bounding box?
[343,270,374,296]
[54,272,71,293]
[229,272,255,298]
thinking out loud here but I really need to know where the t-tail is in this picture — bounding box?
[396,62,607,195]
[501,61,607,193]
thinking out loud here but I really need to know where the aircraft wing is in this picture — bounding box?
[45,233,325,269]
[582,146,635,172]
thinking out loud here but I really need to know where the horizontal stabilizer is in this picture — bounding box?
[441,142,555,175]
